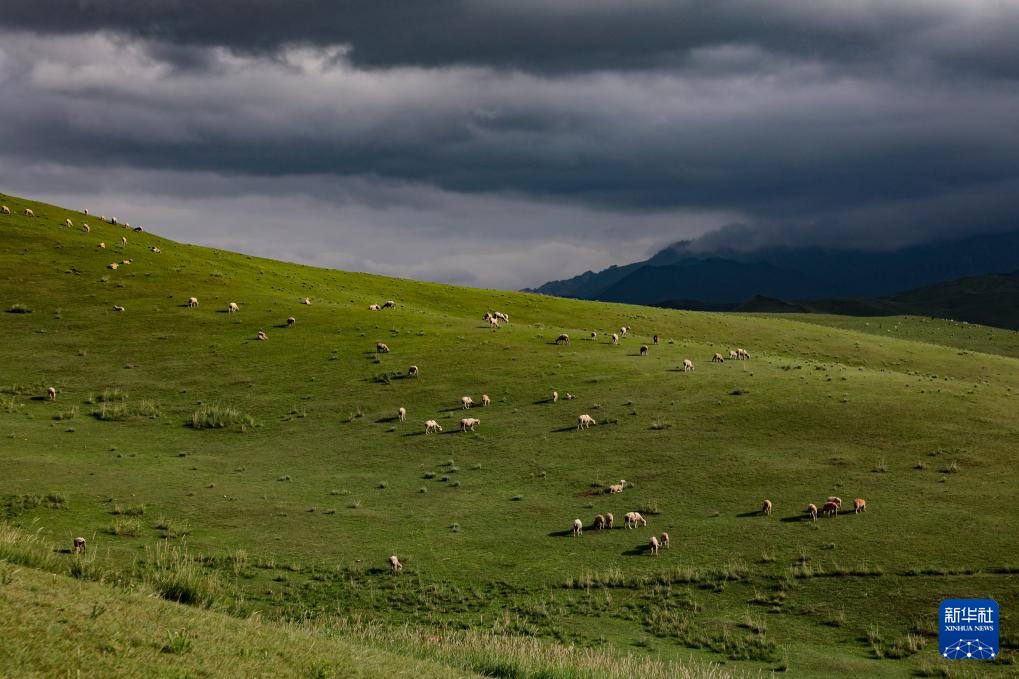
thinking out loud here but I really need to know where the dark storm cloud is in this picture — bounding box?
[0,2,1017,288]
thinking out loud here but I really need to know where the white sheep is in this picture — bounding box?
[555,333,570,345]
[606,512,614,529]
[624,512,647,529]
[73,536,87,554]
[494,312,509,322]
[382,300,396,309]
[151,246,160,253]
[113,305,125,312]
[83,208,89,215]
[110,216,118,225]
[611,333,619,345]
[108,262,119,270]
[712,353,724,363]
[121,259,131,265]
[187,297,199,308]
[649,535,660,556]
[0,205,10,214]
[369,304,381,311]
[590,331,597,340]
[65,218,73,228]
[577,414,596,430]
[660,532,670,549]
[376,342,390,353]
[482,394,491,406]
[682,359,694,372]
[640,345,648,356]
[607,480,627,494]
[807,503,818,522]
[302,297,311,305]
[489,317,500,328]
[552,390,558,403]
[132,225,142,232]
[256,330,268,341]
[461,395,474,409]
[762,499,772,516]
[483,312,494,321]
[47,387,57,401]
[737,348,750,360]
[425,420,443,434]
[398,407,407,422]
[565,392,575,400]
[460,417,480,432]
[287,316,296,327]
[24,208,35,217]
[408,365,419,377]
[389,555,403,573]
[572,518,583,537]
[121,236,127,245]
[729,350,739,360]
[620,326,629,336]
[593,514,606,530]
[98,242,106,249]
[228,302,239,313]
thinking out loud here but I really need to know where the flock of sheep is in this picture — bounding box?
[8,202,870,571]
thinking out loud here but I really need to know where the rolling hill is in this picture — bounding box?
[2,192,1018,677]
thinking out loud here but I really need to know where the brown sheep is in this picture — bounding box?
[606,512,614,529]
[853,498,867,513]
[660,532,670,549]
[807,503,818,522]
[73,536,87,554]
[408,365,419,377]
[821,501,839,518]
[653,335,659,345]
[640,345,648,356]
[593,514,606,530]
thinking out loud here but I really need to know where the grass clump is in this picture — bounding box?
[189,404,255,430]
[92,400,159,421]
[6,303,32,314]
[108,518,142,536]
[155,517,192,539]
[140,542,222,608]
[112,503,146,516]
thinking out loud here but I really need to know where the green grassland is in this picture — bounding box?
[1,193,1017,677]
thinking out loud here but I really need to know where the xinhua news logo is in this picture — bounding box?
[939,599,998,660]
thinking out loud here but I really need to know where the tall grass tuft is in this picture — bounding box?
[189,404,255,430]
[141,542,222,608]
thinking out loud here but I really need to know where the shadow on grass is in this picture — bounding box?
[622,545,652,556]
[547,529,579,538]
[375,416,400,424]
[780,514,815,523]
[736,511,763,518]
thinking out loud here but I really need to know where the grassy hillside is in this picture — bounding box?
[1,192,1017,677]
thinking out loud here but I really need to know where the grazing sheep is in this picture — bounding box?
[593,514,606,530]
[624,512,647,529]
[573,518,583,537]
[389,555,403,573]
[460,417,480,432]
[151,246,160,253]
[0,205,10,215]
[382,300,396,309]
[301,297,311,305]
[424,420,442,434]
[489,317,500,328]
[187,297,198,308]
[256,330,268,341]
[606,512,614,529]
[821,501,839,518]
[228,302,239,313]
[552,390,558,403]
[287,316,296,327]
[590,331,597,340]
[660,532,670,549]
[807,503,818,522]
[737,348,750,360]
[121,236,127,245]
[408,365,419,378]
[132,226,143,232]
[482,394,491,406]
[108,262,118,270]
[565,392,575,400]
[640,345,649,356]
[577,414,596,429]
[461,395,474,409]
[24,208,35,217]
[682,359,694,372]
[109,216,118,225]
[369,304,381,311]
[712,353,724,363]
[827,496,843,509]
[620,326,629,336]
[494,312,509,322]
[853,498,867,513]
[483,312,494,321]
[762,499,772,516]
[113,305,125,312]
[607,480,627,494]
[729,350,739,360]
[121,259,131,265]
[47,387,57,401]
[98,242,105,249]
[376,342,390,353]
[73,536,87,554]
[611,333,619,345]
[555,333,570,345]
[649,535,660,556]
[65,218,73,228]
[83,208,89,215]
[398,407,407,422]
[82,224,90,233]
[653,335,659,345]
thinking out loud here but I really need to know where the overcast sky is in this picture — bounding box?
[1,1,1017,289]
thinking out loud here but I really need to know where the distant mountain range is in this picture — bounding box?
[525,229,1019,328]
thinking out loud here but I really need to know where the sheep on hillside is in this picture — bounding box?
[83,224,91,233]
[660,532,670,549]
[807,503,818,522]
[653,335,659,345]
[577,414,596,429]
[624,512,647,529]
[382,300,396,309]
[649,535,660,556]
[302,297,311,305]
[65,218,73,228]
[461,395,474,409]
[854,498,867,513]
[187,297,199,308]
[287,316,296,327]
[606,512,614,529]
[572,518,583,537]
[712,353,724,363]
[113,305,125,312]
[460,417,480,432]
[256,330,268,341]
[640,345,648,356]
[607,480,627,494]
[98,242,106,249]
[762,499,772,516]
[425,420,442,434]
[590,331,597,340]
[398,407,407,422]
[389,555,403,573]
[552,390,558,403]
[682,359,694,372]
[611,333,619,345]
[73,537,87,554]
[47,387,57,401]
[729,350,739,360]
[0,205,10,215]
[376,342,390,353]
[108,262,119,270]
[481,394,491,406]
[369,304,381,311]
[821,501,839,518]
[228,302,239,313]
[408,365,419,378]
[593,514,606,530]
[24,208,34,217]
[555,333,570,345]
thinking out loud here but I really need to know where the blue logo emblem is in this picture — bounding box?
[939,599,998,659]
